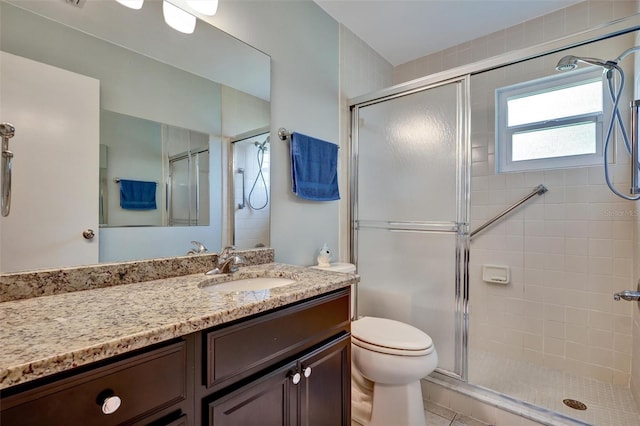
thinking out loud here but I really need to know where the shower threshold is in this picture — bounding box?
[424,350,639,426]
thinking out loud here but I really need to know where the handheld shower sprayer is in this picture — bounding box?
[555,48,640,200]
[254,136,269,152]
[555,55,616,72]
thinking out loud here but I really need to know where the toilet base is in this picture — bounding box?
[369,380,426,426]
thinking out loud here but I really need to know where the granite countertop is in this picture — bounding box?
[0,263,357,390]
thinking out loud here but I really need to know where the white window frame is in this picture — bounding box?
[495,67,607,173]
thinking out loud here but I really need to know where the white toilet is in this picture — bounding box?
[311,262,438,426]
[351,316,437,426]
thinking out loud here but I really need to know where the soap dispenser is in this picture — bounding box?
[317,243,331,267]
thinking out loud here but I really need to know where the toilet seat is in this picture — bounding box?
[351,317,434,356]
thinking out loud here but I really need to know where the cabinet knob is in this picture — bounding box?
[100,395,122,415]
[303,366,312,378]
[83,229,95,240]
[291,372,301,385]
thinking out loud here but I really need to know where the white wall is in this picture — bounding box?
[337,25,394,261]
[208,0,340,265]
[208,1,393,265]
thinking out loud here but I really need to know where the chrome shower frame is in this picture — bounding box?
[348,12,640,426]
[350,74,471,381]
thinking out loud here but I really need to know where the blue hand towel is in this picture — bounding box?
[119,179,157,210]
[290,132,340,201]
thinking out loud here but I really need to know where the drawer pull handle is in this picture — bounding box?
[101,395,122,415]
[303,367,312,378]
[291,372,301,385]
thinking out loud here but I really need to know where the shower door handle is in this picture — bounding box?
[1,122,16,217]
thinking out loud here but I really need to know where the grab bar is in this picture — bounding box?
[470,184,547,239]
[237,168,246,209]
[1,122,16,217]
[631,100,640,194]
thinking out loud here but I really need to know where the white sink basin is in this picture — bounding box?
[200,277,296,292]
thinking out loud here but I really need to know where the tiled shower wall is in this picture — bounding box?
[393,0,640,389]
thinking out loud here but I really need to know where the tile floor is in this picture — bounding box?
[424,400,491,426]
[352,404,490,426]
[468,349,640,426]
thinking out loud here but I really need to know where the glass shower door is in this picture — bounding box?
[352,77,469,376]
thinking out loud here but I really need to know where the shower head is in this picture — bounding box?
[555,55,615,72]
[555,55,579,71]
[254,136,269,152]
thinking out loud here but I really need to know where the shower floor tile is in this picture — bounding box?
[468,350,640,426]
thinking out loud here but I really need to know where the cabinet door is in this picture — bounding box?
[208,361,298,426]
[298,334,351,426]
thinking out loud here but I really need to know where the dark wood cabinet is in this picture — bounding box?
[208,360,298,425]
[208,333,350,426]
[298,334,350,426]
[1,287,351,426]
[202,288,351,426]
[0,340,192,426]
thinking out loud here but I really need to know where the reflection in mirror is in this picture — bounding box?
[0,0,270,272]
[99,111,211,228]
[232,132,270,249]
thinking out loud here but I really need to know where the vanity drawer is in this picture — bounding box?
[1,341,187,426]
[205,289,350,389]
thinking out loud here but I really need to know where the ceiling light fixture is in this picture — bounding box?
[162,0,196,34]
[115,0,144,10]
[186,0,218,16]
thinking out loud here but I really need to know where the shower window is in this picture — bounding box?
[496,67,604,172]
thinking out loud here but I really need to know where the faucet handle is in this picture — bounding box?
[219,245,236,258]
[191,241,208,253]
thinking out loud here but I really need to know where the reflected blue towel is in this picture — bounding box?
[119,179,157,210]
[291,132,340,201]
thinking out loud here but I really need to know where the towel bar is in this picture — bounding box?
[278,127,291,141]
[113,178,158,184]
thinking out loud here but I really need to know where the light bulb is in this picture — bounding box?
[115,0,144,10]
[186,0,218,16]
[163,1,196,34]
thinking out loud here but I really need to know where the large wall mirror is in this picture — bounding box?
[0,0,270,272]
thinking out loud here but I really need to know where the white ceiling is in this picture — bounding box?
[314,0,583,66]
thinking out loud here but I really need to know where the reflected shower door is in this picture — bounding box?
[168,149,209,226]
[353,77,469,376]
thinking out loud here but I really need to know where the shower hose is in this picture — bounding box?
[248,144,269,210]
[601,54,640,200]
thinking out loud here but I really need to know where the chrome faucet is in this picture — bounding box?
[187,241,208,255]
[613,290,640,301]
[205,246,246,275]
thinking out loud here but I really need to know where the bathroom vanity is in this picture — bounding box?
[0,258,355,425]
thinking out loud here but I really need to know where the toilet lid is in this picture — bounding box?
[351,317,433,353]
